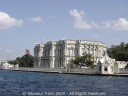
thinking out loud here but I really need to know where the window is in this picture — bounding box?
[105,61,108,64]
[99,66,101,71]
[42,52,44,56]
[48,49,50,55]
[44,51,46,56]
[61,49,63,55]
[75,49,78,55]
[54,50,56,55]
[60,49,61,56]
[104,66,107,71]
[68,48,70,55]
[111,66,113,71]
[72,49,74,55]
[91,47,93,51]
[58,49,59,56]
[70,48,73,55]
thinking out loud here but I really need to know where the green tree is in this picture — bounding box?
[19,54,34,67]
[125,43,128,49]
[120,42,125,49]
[8,54,34,67]
[125,63,128,69]
[107,42,128,61]
[71,54,94,68]
[8,60,18,65]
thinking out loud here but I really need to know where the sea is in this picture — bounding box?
[0,70,128,96]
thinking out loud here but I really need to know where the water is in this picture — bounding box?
[0,70,128,96]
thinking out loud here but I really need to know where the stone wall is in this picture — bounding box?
[18,67,97,74]
[119,68,128,74]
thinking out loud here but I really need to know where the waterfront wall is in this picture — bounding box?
[18,67,66,72]
[119,68,128,74]
[69,68,97,73]
[18,67,97,74]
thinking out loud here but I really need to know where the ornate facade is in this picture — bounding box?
[97,53,127,74]
[34,40,107,68]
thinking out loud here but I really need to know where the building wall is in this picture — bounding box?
[114,61,127,73]
[97,61,114,74]
[34,40,107,68]
[97,55,128,74]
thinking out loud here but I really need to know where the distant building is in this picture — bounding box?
[0,60,19,70]
[114,61,127,74]
[34,39,107,68]
[0,60,14,69]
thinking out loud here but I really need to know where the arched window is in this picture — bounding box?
[76,49,79,55]
[99,66,101,71]
[68,48,70,55]
[104,66,107,71]
[111,66,113,71]
[95,48,97,51]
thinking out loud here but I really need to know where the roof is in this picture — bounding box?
[97,54,115,65]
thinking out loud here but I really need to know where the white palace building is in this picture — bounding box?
[34,39,107,68]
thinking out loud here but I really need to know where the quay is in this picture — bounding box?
[1,67,128,77]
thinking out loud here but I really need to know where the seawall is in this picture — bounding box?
[0,68,128,77]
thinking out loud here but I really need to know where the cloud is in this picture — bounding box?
[69,9,128,32]
[30,16,43,23]
[69,9,98,29]
[102,18,128,31]
[0,12,23,29]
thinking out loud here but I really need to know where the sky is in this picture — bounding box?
[0,0,128,60]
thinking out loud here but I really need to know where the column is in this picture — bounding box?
[50,58,55,68]
[78,46,82,56]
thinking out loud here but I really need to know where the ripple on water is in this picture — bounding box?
[0,70,128,96]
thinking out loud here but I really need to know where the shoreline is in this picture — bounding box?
[0,68,128,77]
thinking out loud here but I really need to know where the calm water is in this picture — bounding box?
[0,70,128,96]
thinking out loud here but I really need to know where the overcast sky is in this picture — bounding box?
[0,0,128,60]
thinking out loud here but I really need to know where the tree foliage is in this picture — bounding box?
[125,64,128,68]
[107,42,128,61]
[8,60,19,65]
[71,54,94,68]
[8,54,34,67]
